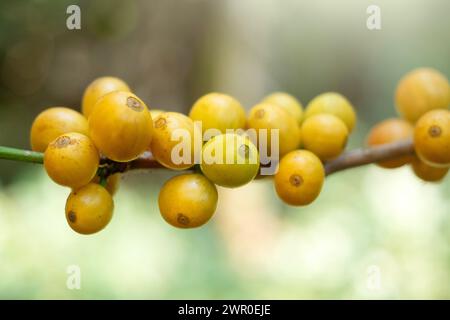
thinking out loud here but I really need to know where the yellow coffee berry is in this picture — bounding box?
[44,132,99,189]
[150,112,200,170]
[366,118,414,168]
[65,183,114,234]
[304,92,356,132]
[158,174,218,228]
[30,107,89,152]
[89,91,153,162]
[189,93,246,135]
[82,76,130,117]
[411,157,448,182]
[262,92,303,124]
[247,102,301,157]
[395,68,450,123]
[414,109,450,167]
[301,114,348,161]
[274,150,325,206]
[200,133,260,188]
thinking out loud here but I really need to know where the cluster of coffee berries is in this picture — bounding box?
[29,67,449,234]
[367,68,450,181]
[30,77,147,235]
[248,92,356,206]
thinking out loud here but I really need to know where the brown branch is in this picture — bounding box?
[1,140,413,177]
[101,138,416,177]
[324,138,415,175]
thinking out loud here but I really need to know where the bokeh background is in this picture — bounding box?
[0,0,449,299]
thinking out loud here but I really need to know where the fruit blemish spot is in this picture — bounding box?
[255,109,265,119]
[126,96,143,112]
[428,125,441,137]
[177,213,190,226]
[55,136,72,148]
[155,118,167,129]
[289,174,303,187]
[68,211,77,223]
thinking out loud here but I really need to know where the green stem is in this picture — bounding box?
[97,167,108,187]
[0,146,44,164]
[99,175,108,187]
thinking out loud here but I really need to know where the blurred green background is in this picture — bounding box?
[0,0,449,299]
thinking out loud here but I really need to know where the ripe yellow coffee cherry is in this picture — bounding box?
[247,102,301,157]
[200,133,260,188]
[414,109,450,167]
[411,157,448,182]
[65,183,114,234]
[395,68,450,123]
[189,93,246,135]
[150,112,200,170]
[82,76,130,117]
[301,114,348,161]
[158,174,218,228]
[366,118,414,168]
[92,173,121,195]
[262,92,303,124]
[274,150,325,206]
[304,92,356,132]
[44,133,99,189]
[30,107,89,152]
[89,91,153,162]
